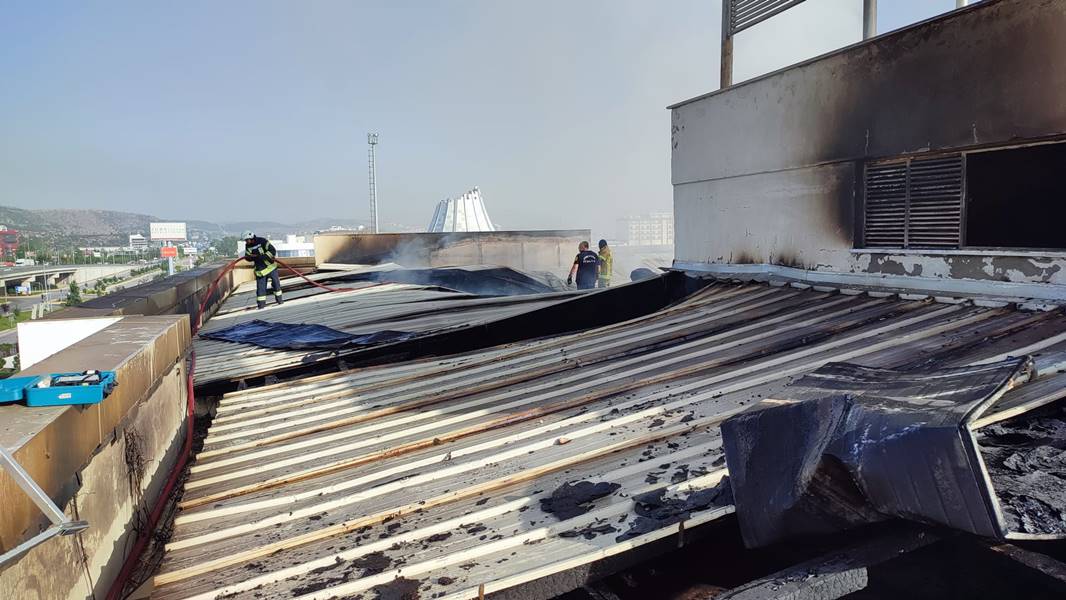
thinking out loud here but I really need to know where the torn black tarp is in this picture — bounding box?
[200,319,420,350]
[721,358,1036,548]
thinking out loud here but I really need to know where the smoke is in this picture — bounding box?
[381,240,430,269]
[326,233,586,291]
[380,233,476,270]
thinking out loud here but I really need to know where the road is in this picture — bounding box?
[2,287,70,311]
[99,270,161,293]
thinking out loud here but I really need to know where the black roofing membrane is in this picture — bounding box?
[721,358,1036,546]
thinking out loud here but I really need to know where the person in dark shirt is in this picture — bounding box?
[567,241,600,290]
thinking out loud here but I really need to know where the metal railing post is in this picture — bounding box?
[0,447,89,566]
[721,0,733,88]
[863,0,877,39]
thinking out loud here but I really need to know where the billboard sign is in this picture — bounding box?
[160,246,178,258]
[150,222,187,241]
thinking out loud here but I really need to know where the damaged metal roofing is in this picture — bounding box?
[194,281,580,386]
[155,282,1066,600]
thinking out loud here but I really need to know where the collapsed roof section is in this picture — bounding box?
[193,268,705,389]
[194,282,572,387]
[156,281,1066,600]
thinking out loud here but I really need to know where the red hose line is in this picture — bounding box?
[105,257,352,600]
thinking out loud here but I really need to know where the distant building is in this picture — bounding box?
[0,229,19,258]
[128,233,148,250]
[618,212,674,246]
[273,235,314,258]
[427,187,496,233]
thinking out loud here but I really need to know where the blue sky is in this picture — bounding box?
[0,1,975,238]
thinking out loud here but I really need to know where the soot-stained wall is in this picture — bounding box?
[671,0,1066,286]
[314,230,591,275]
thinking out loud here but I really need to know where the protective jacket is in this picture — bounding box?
[244,236,278,277]
[597,247,613,284]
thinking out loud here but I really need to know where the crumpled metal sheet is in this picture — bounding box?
[200,319,420,350]
[721,357,1035,547]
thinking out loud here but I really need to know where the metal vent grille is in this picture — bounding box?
[907,156,963,247]
[728,0,809,35]
[863,155,964,249]
[864,161,908,248]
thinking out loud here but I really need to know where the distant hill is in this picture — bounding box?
[0,206,159,246]
[0,206,50,232]
[0,206,380,247]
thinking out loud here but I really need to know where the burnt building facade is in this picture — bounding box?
[670,0,1066,300]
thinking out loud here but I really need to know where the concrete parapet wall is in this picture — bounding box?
[50,261,256,325]
[0,316,189,598]
[1,257,315,596]
[314,230,592,275]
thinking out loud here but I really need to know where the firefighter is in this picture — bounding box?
[242,230,283,309]
[596,239,612,288]
[567,241,600,290]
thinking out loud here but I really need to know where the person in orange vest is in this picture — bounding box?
[242,230,283,309]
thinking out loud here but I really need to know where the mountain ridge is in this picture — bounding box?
[0,206,374,245]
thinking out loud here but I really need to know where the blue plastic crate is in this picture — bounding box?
[0,376,44,403]
[24,371,117,407]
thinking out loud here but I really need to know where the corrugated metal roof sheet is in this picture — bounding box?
[155,283,1066,599]
[195,282,580,386]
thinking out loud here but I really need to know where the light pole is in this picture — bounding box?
[368,133,379,234]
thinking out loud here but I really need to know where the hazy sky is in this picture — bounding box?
[1,0,973,238]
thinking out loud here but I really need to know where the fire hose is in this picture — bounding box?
[105,257,354,600]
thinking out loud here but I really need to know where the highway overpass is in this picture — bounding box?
[0,264,154,294]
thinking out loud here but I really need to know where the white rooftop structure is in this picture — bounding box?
[427,186,496,232]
